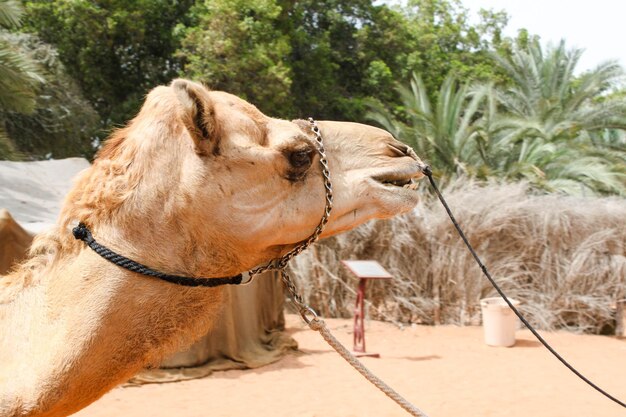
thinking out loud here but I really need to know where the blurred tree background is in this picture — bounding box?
[0,0,43,159]
[0,0,624,195]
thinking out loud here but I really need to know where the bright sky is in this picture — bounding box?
[463,0,626,72]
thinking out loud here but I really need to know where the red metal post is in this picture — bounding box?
[341,260,392,358]
[353,278,367,353]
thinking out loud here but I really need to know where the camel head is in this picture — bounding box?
[65,79,426,276]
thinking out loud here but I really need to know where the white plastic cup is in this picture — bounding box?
[480,297,520,347]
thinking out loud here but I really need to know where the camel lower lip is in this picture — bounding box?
[370,178,421,194]
[404,182,419,190]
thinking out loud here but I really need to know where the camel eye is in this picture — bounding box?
[284,146,315,182]
[289,149,313,169]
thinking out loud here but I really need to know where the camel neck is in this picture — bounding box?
[0,248,225,417]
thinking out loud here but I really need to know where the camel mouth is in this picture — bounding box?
[380,177,418,190]
[371,166,424,191]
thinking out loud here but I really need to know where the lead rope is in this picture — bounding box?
[282,268,429,417]
[274,119,429,417]
[285,118,624,413]
[423,166,626,409]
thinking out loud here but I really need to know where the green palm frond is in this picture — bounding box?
[487,40,626,195]
[0,39,44,114]
[587,128,626,152]
[370,73,489,177]
[0,1,44,116]
[368,40,625,196]
[546,155,625,196]
[543,178,593,196]
[0,0,22,29]
[364,102,404,139]
[494,40,626,134]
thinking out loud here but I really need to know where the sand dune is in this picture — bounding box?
[75,314,626,417]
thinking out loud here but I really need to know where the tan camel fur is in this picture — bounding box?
[0,79,425,417]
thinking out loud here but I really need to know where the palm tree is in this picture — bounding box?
[0,0,44,159]
[368,41,626,196]
[367,73,489,178]
[488,40,626,195]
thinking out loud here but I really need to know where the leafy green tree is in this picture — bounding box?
[22,0,515,127]
[24,0,194,126]
[0,0,43,159]
[177,0,510,122]
[178,0,390,120]
[282,0,511,120]
[178,0,293,117]
[279,0,385,120]
[0,32,100,159]
[398,0,511,98]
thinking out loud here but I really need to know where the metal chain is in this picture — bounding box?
[263,118,427,416]
[249,117,333,277]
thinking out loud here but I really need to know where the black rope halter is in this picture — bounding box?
[72,117,332,289]
[72,223,243,287]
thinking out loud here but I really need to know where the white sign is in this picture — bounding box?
[341,260,393,279]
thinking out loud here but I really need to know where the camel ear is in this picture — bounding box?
[172,79,218,152]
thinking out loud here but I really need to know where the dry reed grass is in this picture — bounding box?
[289,179,626,333]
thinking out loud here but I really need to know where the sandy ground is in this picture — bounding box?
[75,314,626,417]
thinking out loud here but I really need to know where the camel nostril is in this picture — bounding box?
[405,147,420,161]
[387,142,414,158]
